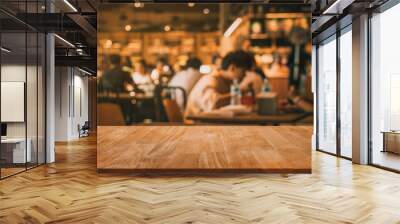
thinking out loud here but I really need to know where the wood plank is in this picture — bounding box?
[1,135,400,223]
[97,126,312,173]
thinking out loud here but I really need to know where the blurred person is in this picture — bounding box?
[286,85,313,113]
[132,59,152,85]
[211,54,222,72]
[151,57,173,84]
[98,54,137,93]
[185,50,262,118]
[288,18,310,90]
[150,58,165,83]
[122,56,133,73]
[265,54,289,78]
[235,35,266,80]
[169,57,203,110]
[173,62,184,74]
[98,55,141,124]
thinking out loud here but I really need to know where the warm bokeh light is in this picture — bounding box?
[125,24,132,32]
[104,39,112,48]
[164,25,171,32]
[134,2,144,8]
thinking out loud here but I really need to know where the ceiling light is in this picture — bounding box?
[224,17,242,37]
[78,67,93,76]
[322,0,352,15]
[203,8,210,15]
[188,3,195,7]
[1,47,11,53]
[54,34,75,48]
[164,25,171,32]
[63,0,78,12]
[125,25,132,32]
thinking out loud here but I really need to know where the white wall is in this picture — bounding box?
[1,65,37,138]
[1,63,46,164]
[1,65,27,141]
[55,67,70,141]
[71,73,89,138]
[55,67,89,141]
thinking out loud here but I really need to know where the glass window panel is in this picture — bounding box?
[0,1,46,179]
[371,4,400,171]
[26,0,39,169]
[339,29,352,158]
[317,36,337,154]
[38,33,46,165]
[27,30,38,169]
[1,30,28,177]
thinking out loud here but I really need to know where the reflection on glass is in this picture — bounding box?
[27,31,38,169]
[317,37,337,154]
[340,29,352,158]
[1,31,27,177]
[38,33,46,165]
[0,1,47,179]
[371,4,400,171]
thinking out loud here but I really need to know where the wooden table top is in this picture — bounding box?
[97,126,312,173]
[186,112,312,125]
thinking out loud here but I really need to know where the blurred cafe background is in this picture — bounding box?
[97,3,313,125]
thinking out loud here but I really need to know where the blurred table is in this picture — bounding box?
[381,131,400,154]
[265,71,289,101]
[187,112,312,125]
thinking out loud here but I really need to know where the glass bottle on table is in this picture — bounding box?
[261,78,271,93]
[230,79,242,105]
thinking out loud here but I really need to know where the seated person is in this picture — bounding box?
[151,57,173,84]
[211,53,222,73]
[132,60,152,85]
[98,55,137,93]
[98,55,141,124]
[184,50,262,118]
[169,57,203,110]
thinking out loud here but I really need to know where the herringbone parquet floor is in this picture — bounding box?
[1,134,400,224]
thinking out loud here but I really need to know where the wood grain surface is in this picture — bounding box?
[97,126,312,173]
[1,136,400,223]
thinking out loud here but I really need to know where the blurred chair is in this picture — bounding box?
[97,103,125,125]
[154,86,187,123]
[78,121,90,138]
[162,99,183,123]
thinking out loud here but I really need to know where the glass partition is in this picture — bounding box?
[1,30,28,177]
[38,32,46,165]
[27,30,38,169]
[317,36,337,154]
[370,3,400,171]
[0,1,46,179]
[339,28,352,158]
